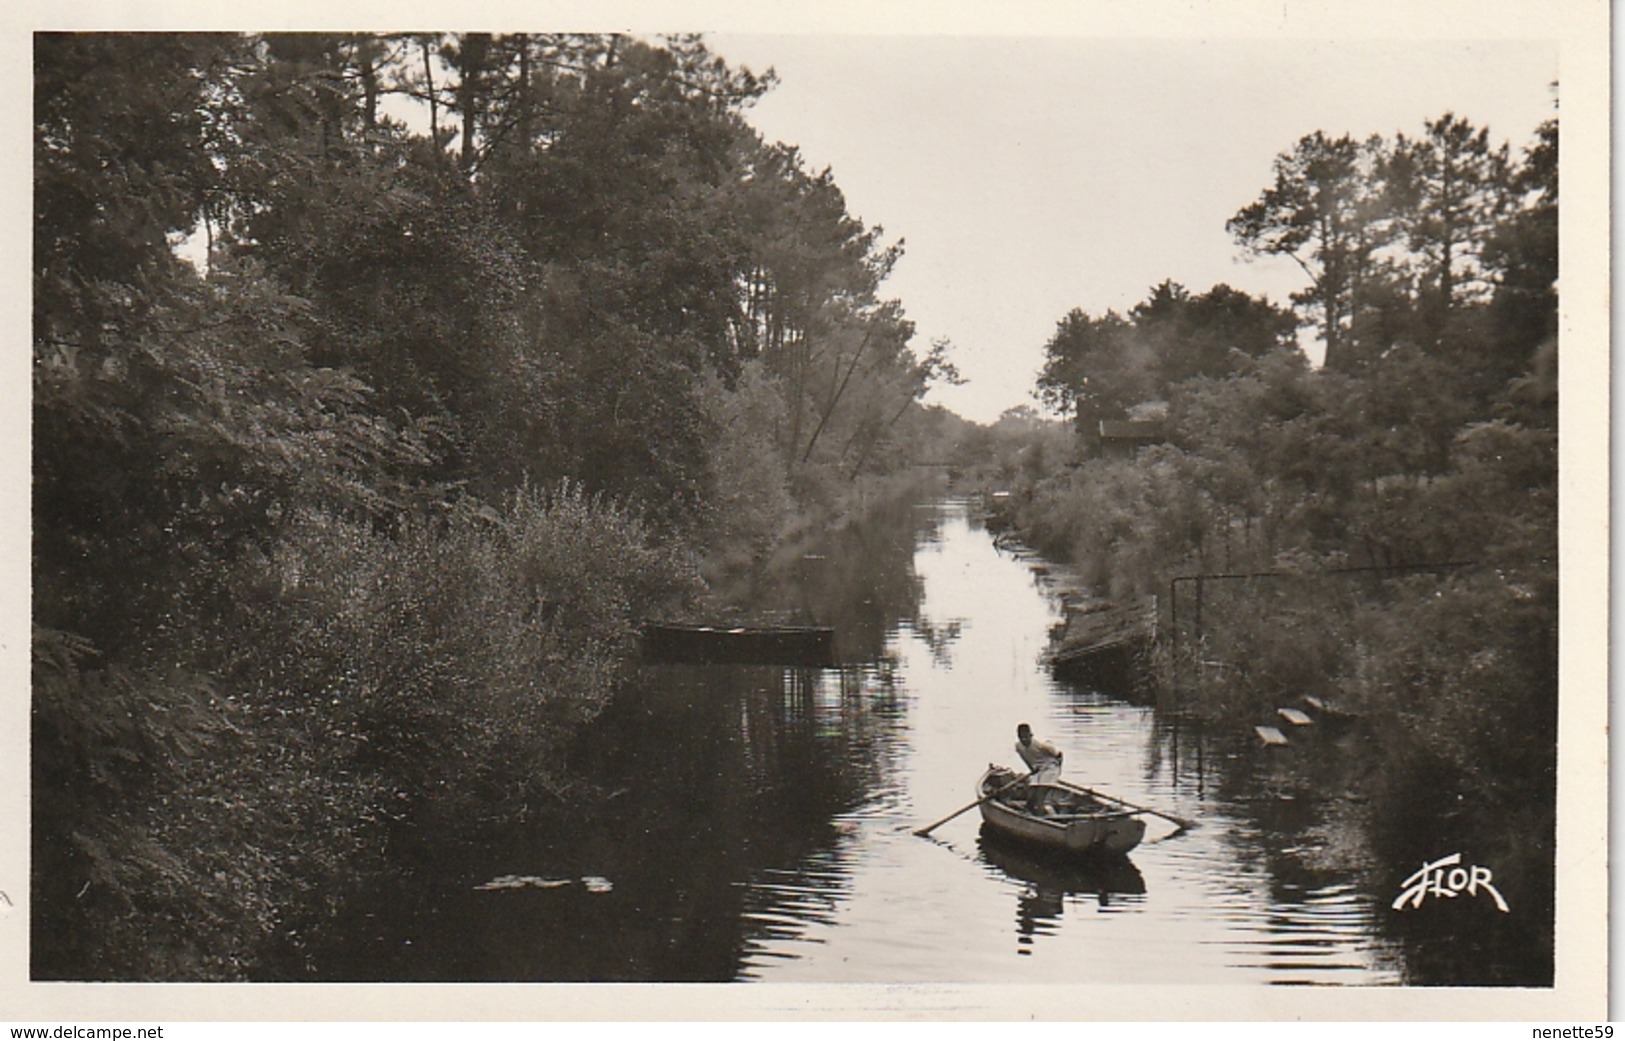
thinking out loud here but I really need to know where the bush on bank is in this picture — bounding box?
[32,485,696,980]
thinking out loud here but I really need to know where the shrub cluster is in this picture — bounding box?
[33,485,695,980]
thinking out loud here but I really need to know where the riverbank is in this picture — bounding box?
[988,465,1556,985]
[286,467,953,976]
[32,485,701,981]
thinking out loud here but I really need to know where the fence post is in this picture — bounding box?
[1169,578,1179,655]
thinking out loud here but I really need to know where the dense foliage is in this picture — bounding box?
[32,32,956,979]
[1035,280,1298,442]
[1016,108,1558,981]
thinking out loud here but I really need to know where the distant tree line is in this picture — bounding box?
[32,32,958,979]
[1037,111,1555,440]
[1026,104,1554,589]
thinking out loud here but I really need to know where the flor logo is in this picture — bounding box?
[1392,852,1509,913]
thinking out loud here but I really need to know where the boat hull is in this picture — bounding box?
[977,830,1147,896]
[976,768,1146,856]
[642,624,836,666]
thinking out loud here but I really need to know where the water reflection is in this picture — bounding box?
[305,495,1475,985]
[717,492,947,665]
[977,832,1148,956]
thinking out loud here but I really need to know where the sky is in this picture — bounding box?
[703,32,1558,424]
[96,9,1563,428]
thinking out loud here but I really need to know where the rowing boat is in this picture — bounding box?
[976,765,1147,856]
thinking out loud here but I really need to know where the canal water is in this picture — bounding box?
[309,495,1505,984]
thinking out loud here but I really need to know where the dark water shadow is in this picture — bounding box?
[975,828,1147,956]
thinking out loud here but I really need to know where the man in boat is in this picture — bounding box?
[1015,722,1064,815]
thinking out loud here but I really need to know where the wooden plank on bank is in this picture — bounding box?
[1254,725,1290,747]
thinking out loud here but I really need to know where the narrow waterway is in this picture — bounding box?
[311,496,1447,984]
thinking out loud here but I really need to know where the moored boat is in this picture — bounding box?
[976,765,1147,856]
[641,623,836,666]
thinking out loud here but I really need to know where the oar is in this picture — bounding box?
[914,770,1033,837]
[1063,781,1195,835]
